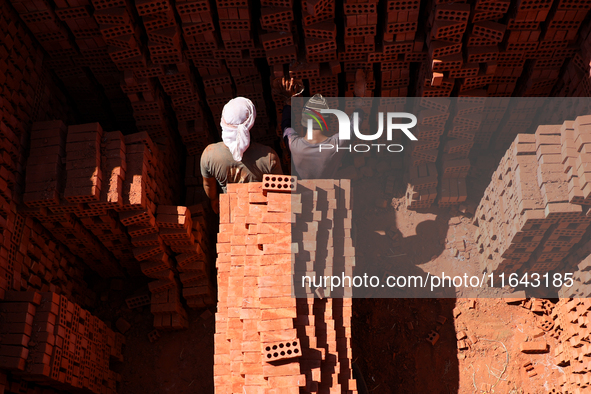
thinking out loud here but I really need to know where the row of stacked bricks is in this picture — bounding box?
[0,291,123,393]
[154,205,215,310]
[474,115,591,278]
[553,18,591,97]
[8,0,121,128]
[405,98,446,209]
[107,135,192,330]
[293,179,355,299]
[10,0,212,157]
[17,120,200,330]
[265,0,339,145]
[21,121,127,278]
[560,244,591,297]
[9,0,591,137]
[438,97,475,207]
[549,298,591,394]
[214,177,357,393]
[90,0,209,156]
[405,97,523,209]
[373,0,421,97]
[341,0,375,97]
[0,0,97,310]
[418,0,591,98]
[0,0,70,208]
[0,208,96,308]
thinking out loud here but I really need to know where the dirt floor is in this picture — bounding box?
[98,151,564,393]
[353,297,563,394]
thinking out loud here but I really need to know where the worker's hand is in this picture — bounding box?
[211,198,219,215]
[354,69,367,98]
[281,78,300,97]
[272,78,302,102]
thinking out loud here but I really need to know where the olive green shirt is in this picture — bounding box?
[200,142,282,192]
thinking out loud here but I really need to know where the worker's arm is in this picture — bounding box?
[275,78,300,147]
[282,104,292,149]
[199,146,220,214]
[202,176,219,214]
[281,103,292,134]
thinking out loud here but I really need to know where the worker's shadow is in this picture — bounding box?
[348,191,462,393]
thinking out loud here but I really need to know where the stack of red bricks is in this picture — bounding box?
[300,0,338,96]
[405,163,438,210]
[416,0,591,99]
[292,178,355,299]
[473,98,510,148]
[261,0,296,70]
[195,57,232,134]
[8,0,590,165]
[177,204,216,308]
[438,98,477,207]
[179,0,217,58]
[19,120,194,317]
[154,205,214,311]
[553,19,591,97]
[493,100,546,149]
[265,0,301,124]
[426,3,472,95]
[0,209,96,308]
[557,239,591,298]
[0,3,96,308]
[9,0,113,127]
[0,291,123,393]
[148,275,188,331]
[55,0,134,127]
[342,0,376,96]
[22,121,125,278]
[475,115,591,277]
[377,0,422,97]
[549,298,591,394]
[0,0,70,203]
[124,67,172,141]
[214,178,357,393]
[405,97,477,209]
[405,98,447,209]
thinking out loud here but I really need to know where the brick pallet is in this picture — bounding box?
[214,179,357,393]
[474,115,591,277]
[0,291,123,393]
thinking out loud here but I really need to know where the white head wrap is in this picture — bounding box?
[220,97,256,162]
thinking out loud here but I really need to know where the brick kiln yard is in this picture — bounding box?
[3,0,591,391]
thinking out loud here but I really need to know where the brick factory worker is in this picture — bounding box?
[201,97,283,214]
[277,71,367,179]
